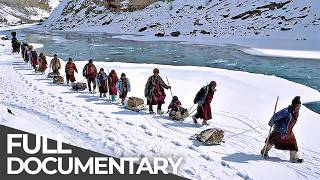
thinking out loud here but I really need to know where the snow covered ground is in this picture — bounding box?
[1,37,320,179]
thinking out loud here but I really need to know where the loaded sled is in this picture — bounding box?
[53,76,64,85]
[190,128,225,145]
[71,82,87,91]
[125,97,147,112]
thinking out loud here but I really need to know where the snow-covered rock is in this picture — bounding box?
[43,0,320,40]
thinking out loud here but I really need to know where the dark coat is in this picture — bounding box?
[268,107,299,151]
[144,75,169,105]
[194,85,215,120]
[97,72,108,93]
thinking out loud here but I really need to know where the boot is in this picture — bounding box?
[290,151,303,163]
[202,120,209,126]
[157,110,164,115]
[192,115,198,124]
[260,143,272,159]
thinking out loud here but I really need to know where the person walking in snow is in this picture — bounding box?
[97,68,108,98]
[261,96,303,163]
[65,58,78,85]
[117,73,131,104]
[11,32,20,53]
[37,52,47,73]
[83,59,97,93]
[192,81,217,125]
[28,45,38,71]
[108,70,118,102]
[50,54,61,75]
[144,68,171,114]
[21,43,29,63]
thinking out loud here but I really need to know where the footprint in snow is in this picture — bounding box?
[59,99,63,103]
[107,137,115,142]
[125,121,134,126]
[184,169,195,176]
[116,118,122,121]
[187,145,197,151]
[157,134,164,138]
[145,131,153,136]
[104,115,110,119]
[171,141,182,147]
[98,111,105,114]
[200,154,213,162]
[221,161,231,168]
[139,124,147,130]
[104,129,112,133]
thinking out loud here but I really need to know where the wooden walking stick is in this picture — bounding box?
[166,77,173,98]
[263,96,279,157]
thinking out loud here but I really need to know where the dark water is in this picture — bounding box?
[2,28,320,113]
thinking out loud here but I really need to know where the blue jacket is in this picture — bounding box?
[269,106,293,138]
[97,72,108,86]
[116,78,131,94]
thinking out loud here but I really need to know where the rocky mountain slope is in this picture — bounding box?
[42,0,320,40]
[0,0,61,27]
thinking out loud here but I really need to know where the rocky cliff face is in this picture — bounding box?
[43,0,320,40]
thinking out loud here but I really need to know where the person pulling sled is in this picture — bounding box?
[50,54,61,76]
[65,58,78,85]
[261,96,303,163]
[192,81,217,125]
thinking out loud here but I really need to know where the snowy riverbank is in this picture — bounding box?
[1,38,320,179]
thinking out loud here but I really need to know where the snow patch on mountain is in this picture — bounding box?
[43,0,320,40]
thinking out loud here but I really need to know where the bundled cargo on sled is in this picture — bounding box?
[126,97,147,112]
[190,128,225,145]
[72,82,87,91]
[53,76,64,84]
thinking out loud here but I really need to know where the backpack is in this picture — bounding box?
[194,128,225,145]
[86,63,95,76]
[66,63,75,76]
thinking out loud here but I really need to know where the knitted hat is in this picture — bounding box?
[173,96,178,101]
[89,59,93,63]
[209,81,217,87]
[111,70,116,74]
[100,68,104,71]
[68,58,72,62]
[153,68,159,74]
[292,96,301,106]
[121,73,126,77]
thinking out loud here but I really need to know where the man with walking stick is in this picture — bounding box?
[144,68,171,115]
[261,96,303,163]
